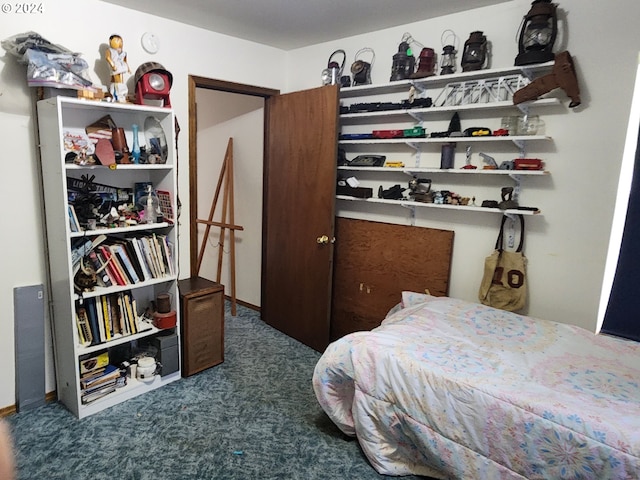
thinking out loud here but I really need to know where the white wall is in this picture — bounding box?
[195,89,264,307]
[0,0,286,409]
[285,0,640,332]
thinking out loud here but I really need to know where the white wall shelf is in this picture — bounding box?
[340,99,560,124]
[339,62,555,98]
[338,166,548,176]
[337,61,556,219]
[336,195,541,215]
[339,135,551,146]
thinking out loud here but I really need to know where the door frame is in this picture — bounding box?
[187,76,279,300]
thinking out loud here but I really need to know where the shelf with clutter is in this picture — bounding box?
[37,94,181,419]
[2,31,174,107]
[330,14,581,222]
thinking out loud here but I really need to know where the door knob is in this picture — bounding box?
[317,235,329,244]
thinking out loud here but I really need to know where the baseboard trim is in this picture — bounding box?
[227,296,260,313]
[0,391,57,417]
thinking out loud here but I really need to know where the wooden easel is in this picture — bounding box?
[195,138,244,315]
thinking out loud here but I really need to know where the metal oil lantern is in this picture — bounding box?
[350,48,375,86]
[440,30,458,75]
[321,49,346,86]
[461,31,487,72]
[515,0,558,66]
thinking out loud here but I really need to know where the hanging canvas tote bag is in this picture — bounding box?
[478,215,527,311]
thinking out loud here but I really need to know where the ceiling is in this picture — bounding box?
[100,0,511,50]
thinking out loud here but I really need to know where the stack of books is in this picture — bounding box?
[80,361,124,404]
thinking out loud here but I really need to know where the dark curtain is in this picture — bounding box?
[601,125,640,341]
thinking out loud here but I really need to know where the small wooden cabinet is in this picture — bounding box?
[178,277,224,376]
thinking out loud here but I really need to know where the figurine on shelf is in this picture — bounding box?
[105,34,130,102]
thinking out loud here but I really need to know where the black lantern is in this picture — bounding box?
[515,0,558,66]
[390,41,415,82]
[461,31,487,72]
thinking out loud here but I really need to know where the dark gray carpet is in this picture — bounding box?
[6,303,427,480]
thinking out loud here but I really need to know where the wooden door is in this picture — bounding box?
[262,85,339,352]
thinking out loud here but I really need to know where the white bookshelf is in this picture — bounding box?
[37,97,181,418]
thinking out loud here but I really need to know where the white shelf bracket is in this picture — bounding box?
[401,203,417,226]
[509,173,523,202]
[408,81,427,95]
[407,111,423,123]
[405,142,421,167]
[502,213,517,248]
[512,139,526,157]
[519,66,538,81]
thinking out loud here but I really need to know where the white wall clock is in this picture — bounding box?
[141,32,159,54]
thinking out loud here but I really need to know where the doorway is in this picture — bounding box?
[188,76,279,310]
[189,78,339,352]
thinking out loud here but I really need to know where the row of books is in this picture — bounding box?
[76,290,150,347]
[78,233,175,289]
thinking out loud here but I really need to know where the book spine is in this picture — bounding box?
[108,294,121,336]
[131,298,141,333]
[101,246,129,286]
[156,234,170,276]
[123,239,146,281]
[85,298,100,346]
[130,238,152,281]
[117,294,128,335]
[140,237,159,278]
[75,307,92,346]
[95,295,106,343]
[162,236,175,276]
[113,244,140,284]
[123,292,137,335]
[96,248,119,286]
[101,295,111,341]
[152,234,166,276]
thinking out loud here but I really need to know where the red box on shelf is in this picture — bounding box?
[514,158,544,170]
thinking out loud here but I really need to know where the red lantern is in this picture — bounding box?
[134,62,173,108]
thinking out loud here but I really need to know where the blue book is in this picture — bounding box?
[85,298,100,346]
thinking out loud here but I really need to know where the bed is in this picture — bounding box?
[312,293,640,478]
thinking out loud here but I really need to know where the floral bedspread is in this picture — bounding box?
[312,293,640,478]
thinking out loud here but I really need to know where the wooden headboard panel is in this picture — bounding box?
[330,218,454,340]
